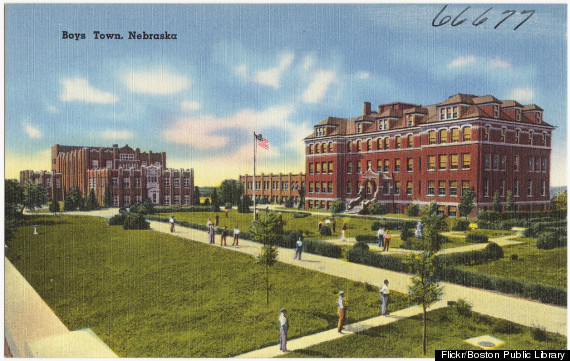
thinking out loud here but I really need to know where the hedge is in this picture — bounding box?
[355,234,377,243]
[434,242,503,267]
[452,219,471,231]
[371,220,417,231]
[536,231,567,250]
[292,212,311,218]
[478,210,565,222]
[345,247,409,273]
[465,233,489,243]
[122,213,150,230]
[152,205,217,213]
[108,213,126,226]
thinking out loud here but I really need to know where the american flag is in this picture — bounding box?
[256,134,269,150]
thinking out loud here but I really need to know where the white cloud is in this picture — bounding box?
[60,77,118,103]
[101,129,134,140]
[181,100,201,111]
[356,71,370,79]
[490,57,511,69]
[301,55,314,71]
[163,105,295,151]
[508,87,535,103]
[235,64,247,77]
[46,104,59,113]
[23,121,42,139]
[253,53,294,88]
[448,55,477,68]
[123,69,190,94]
[301,70,336,103]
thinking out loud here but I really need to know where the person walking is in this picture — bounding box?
[207,218,213,227]
[225,210,228,218]
[337,291,346,333]
[341,223,347,241]
[383,230,391,251]
[278,309,288,352]
[380,279,390,315]
[318,219,324,231]
[208,224,215,244]
[377,226,385,249]
[294,238,303,260]
[220,226,228,246]
[331,218,336,233]
[215,214,220,227]
[232,226,240,246]
[169,215,176,233]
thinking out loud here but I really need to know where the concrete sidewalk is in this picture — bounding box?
[236,301,448,358]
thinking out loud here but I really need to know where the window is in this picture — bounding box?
[527,180,533,197]
[462,181,471,195]
[394,159,401,172]
[357,123,363,133]
[309,163,314,174]
[329,142,333,152]
[528,157,534,172]
[120,153,134,160]
[542,134,546,146]
[135,195,142,204]
[446,107,452,119]
[367,139,372,151]
[316,143,320,153]
[439,154,447,170]
[438,181,446,196]
[383,160,390,173]
[499,179,505,196]
[56,178,61,188]
[321,143,326,153]
[514,179,519,196]
[113,195,119,207]
[328,182,333,194]
[322,162,328,174]
[462,153,471,169]
[309,182,314,193]
[123,178,130,188]
[141,161,147,167]
[407,181,413,196]
[483,178,489,197]
[112,177,119,187]
[357,161,362,173]
[283,182,289,191]
[347,162,352,174]
[492,154,499,170]
[106,160,113,168]
[439,129,448,143]
[346,142,351,153]
[165,195,171,206]
[452,106,458,118]
[483,126,490,141]
[87,178,93,189]
[135,177,141,188]
[321,182,327,194]
[407,158,413,172]
[440,108,445,120]
[515,130,520,144]
[514,156,519,171]
[316,162,321,174]
[541,180,546,196]
[427,181,435,196]
[164,178,170,187]
[450,154,459,170]
[451,128,459,142]
[449,181,458,196]
[428,155,436,170]
[542,157,547,172]
[357,140,362,151]
[407,134,413,148]
[394,181,401,195]
[516,109,521,122]
[309,144,314,154]
[184,178,190,187]
[383,182,390,195]
[184,195,190,205]
[375,159,382,172]
[428,130,436,144]
[377,138,382,149]
[500,128,506,142]
[328,161,333,174]
[537,112,542,123]
[500,155,506,171]
[384,137,389,149]
[494,105,499,118]
[91,160,99,169]
[449,206,457,217]
[529,131,534,145]
[463,127,472,141]
[395,136,401,149]
[407,115,413,127]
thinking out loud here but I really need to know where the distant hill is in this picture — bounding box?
[550,186,567,199]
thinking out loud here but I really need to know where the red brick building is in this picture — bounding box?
[19,170,64,202]
[304,94,553,215]
[21,144,194,207]
[240,173,305,206]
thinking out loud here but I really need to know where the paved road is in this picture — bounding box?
[27,209,568,340]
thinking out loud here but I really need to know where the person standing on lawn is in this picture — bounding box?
[331,217,336,233]
[232,226,240,246]
[278,309,288,352]
[380,279,390,315]
[215,214,220,226]
[294,238,303,260]
[169,215,176,233]
[337,291,346,333]
[208,224,215,244]
[220,226,228,246]
[377,226,385,249]
[383,230,391,251]
[341,223,347,241]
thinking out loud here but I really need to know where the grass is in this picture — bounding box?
[278,307,566,358]
[8,215,409,357]
[457,237,567,289]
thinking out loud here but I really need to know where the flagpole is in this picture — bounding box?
[253,132,257,221]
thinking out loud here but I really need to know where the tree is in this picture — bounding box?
[219,179,244,206]
[64,187,84,211]
[5,179,24,215]
[49,201,60,214]
[298,183,306,209]
[406,252,443,356]
[103,185,113,208]
[458,189,475,219]
[551,191,567,213]
[492,192,501,212]
[505,190,515,212]
[421,202,447,252]
[194,186,201,205]
[84,189,99,210]
[211,188,220,211]
[237,195,252,213]
[23,182,49,211]
[285,197,294,208]
[250,213,284,305]
[331,199,345,213]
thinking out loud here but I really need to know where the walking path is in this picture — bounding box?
[23,210,567,356]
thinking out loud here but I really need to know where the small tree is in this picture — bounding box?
[5,179,24,215]
[298,183,306,209]
[405,203,420,217]
[421,203,447,252]
[406,252,443,356]
[84,189,99,210]
[492,192,501,212]
[285,197,295,208]
[551,191,567,213]
[23,182,49,211]
[331,199,345,213]
[194,186,201,205]
[458,189,475,219]
[103,185,112,208]
[255,245,279,305]
[211,189,220,211]
[49,201,60,214]
[237,196,252,213]
[505,190,515,212]
[64,187,84,211]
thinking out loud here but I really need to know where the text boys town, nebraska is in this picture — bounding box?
[61,31,177,40]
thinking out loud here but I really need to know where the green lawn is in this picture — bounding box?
[279,307,566,358]
[457,237,567,289]
[8,215,409,357]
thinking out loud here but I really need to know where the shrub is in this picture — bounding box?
[452,220,470,231]
[281,230,302,249]
[399,227,413,242]
[345,247,408,273]
[284,197,295,208]
[371,220,416,231]
[434,242,503,267]
[531,326,549,342]
[466,233,489,243]
[108,213,126,226]
[510,254,519,261]
[319,225,332,236]
[405,204,420,217]
[153,205,213,213]
[293,212,310,218]
[355,234,376,243]
[482,242,503,259]
[369,203,388,215]
[122,213,150,230]
[331,199,345,214]
[536,232,567,250]
[352,242,369,251]
[452,298,472,317]
[302,239,342,258]
[400,237,424,250]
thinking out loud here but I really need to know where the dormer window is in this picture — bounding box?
[516,109,521,121]
[357,123,363,133]
[452,106,458,118]
[494,105,499,118]
[440,108,445,120]
[406,115,413,127]
[439,106,459,120]
[537,112,542,123]
[378,119,388,131]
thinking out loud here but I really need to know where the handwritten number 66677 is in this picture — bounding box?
[433,5,535,31]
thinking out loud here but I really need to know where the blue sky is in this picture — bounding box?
[5,4,567,186]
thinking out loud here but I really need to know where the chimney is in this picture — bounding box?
[363,102,371,116]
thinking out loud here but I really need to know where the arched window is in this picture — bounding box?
[377,138,382,149]
[395,136,401,149]
[328,142,333,152]
[309,144,314,154]
[384,137,389,149]
[347,141,352,153]
[439,129,448,143]
[357,140,362,151]
[407,134,413,148]
[367,139,372,151]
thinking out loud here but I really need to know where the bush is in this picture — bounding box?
[371,220,416,231]
[345,247,409,273]
[108,213,127,226]
[293,212,310,218]
[536,232,567,250]
[352,242,369,251]
[492,319,523,334]
[405,204,420,217]
[434,242,503,267]
[122,213,150,230]
[400,237,424,250]
[452,298,472,317]
[153,205,213,213]
[319,225,332,236]
[355,234,377,243]
[531,326,549,341]
[369,203,388,215]
[281,230,303,249]
[399,227,413,242]
[331,199,345,214]
[465,233,489,243]
[285,197,295,208]
[510,254,519,261]
[302,239,342,258]
[452,220,470,231]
